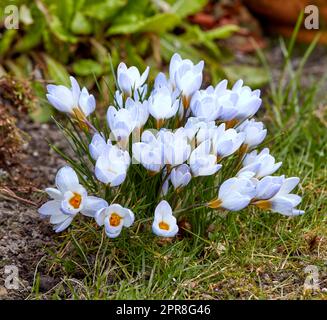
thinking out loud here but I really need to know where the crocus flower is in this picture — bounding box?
[237,119,267,149]
[38,166,107,232]
[152,200,179,237]
[107,106,136,144]
[212,123,245,158]
[190,86,221,121]
[148,86,180,125]
[95,145,130,186]
[184,117,216,145]
[253,175,285,200]
[132,131,164,173]
[89,133,111,161]
[95,204,135,238]
[117,62,149,97]
[208,176,256,211]
[253,177,304,216]
[239,148,282,179]
[189,140,222,177]
[125,97,149,129]
[46,76,95,120]
[170,164,192,190]
[169,53,204,108]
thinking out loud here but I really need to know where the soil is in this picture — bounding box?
[0,119,67,299]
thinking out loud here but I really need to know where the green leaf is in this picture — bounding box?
[205,24,240,40]
[223,65,269,89]
[107,13,180,35]
[83,0,127,21]
[71,12,92,35]
[72,59,102,77]
[171,0,208,18]
[44,54,70,86]
[48,15,78,43]
[0,29,17,57]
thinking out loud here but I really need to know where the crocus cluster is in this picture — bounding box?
[39,53,304,239]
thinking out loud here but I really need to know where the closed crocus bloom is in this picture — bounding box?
[237,119,267,149]
[240,148,282,179]
[170,164,192,190]
[184,117,216,144]
[253,177,304,216]
[117,62,149,97]
[95,204,134,238]
[89,133,112,161]
[254,175,285,200]
[152,200,179,237]
[148,86,179,124]
[125,97,149,129]
[46,76,95,119]
[95,145,130,186]
[190,140,222,177]
[231,79,262,120]
[212,123,245,159]
[190,87,221,121]
[107,106,136,144]
[158,129,191,166]
[169,53,204,108]
[208,176,256,211]
[38,166,108,232]
[132,131,164,173]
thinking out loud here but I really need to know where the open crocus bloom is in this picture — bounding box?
[95,204,135,238]
[253,177,304,216]
[95,144,130,186]
[38,166,108,232]
[240,148,282,179]
[253,175,285,200]
[152,200,179,237]
[117,62,149,97]
[209,176,256,211]
[46,76,95,119]
[89,133,112,161]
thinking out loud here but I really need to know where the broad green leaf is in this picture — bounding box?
[107,13,180,35]
[44,54,70,86]
[223,65,269,88]
[205,24,240,40]
[72,59,102,76]
[71,12,92,35]
[172,0,208,18]
[0,29,17,57]
[48,15,78,43]
[83,0,127,21]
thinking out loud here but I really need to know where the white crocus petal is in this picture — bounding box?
[54,216,74,233]
[46,77,95,117]
[237,119,267,148]
[184,117,216,143]
[38,200,61,217]
[148,86,179,120]
[212,124,245,158]
[96,204,135,238]
[254,176,284,200]
[190,87,221,121]
[89,133,111,161]
[190,140,222,177]
[217,177,256,211]
[170,164,191,189]
[152,200,179,237]
[241,148,282,179]
[107,106,136,143]
[117,62,149,96]
[45,188,62,200]
[125,97,149,129]
[95,145,130,186]
[55,166,80,193]
[80,196,108,218]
